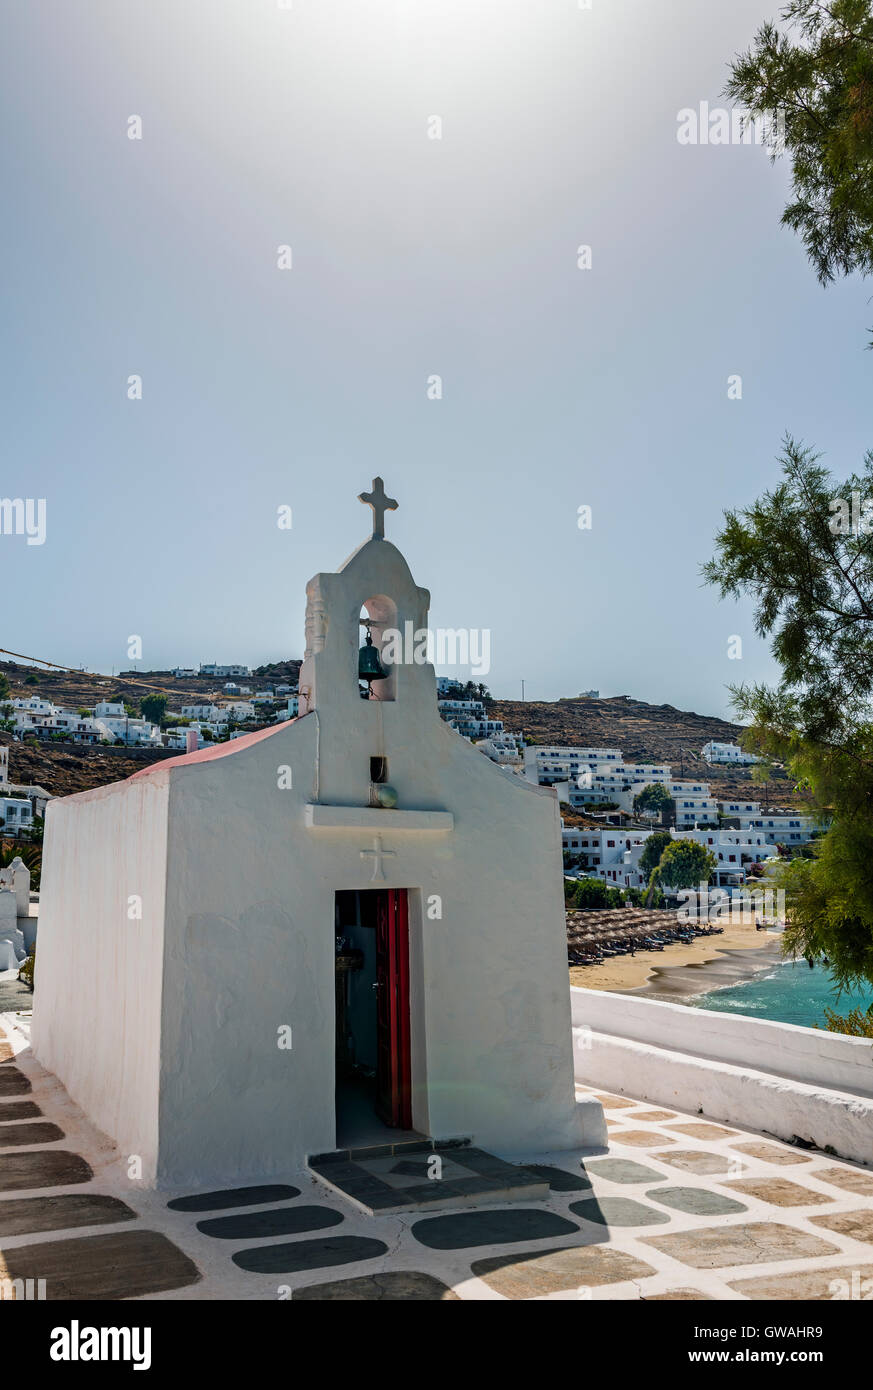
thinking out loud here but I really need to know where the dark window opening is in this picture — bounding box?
[370,756,388,784]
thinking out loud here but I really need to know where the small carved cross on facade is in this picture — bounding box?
[360,835,396,882]
[358,476,398,540]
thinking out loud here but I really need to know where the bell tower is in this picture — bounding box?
[296,479,439,808]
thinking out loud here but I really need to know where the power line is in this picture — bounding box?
[0,646,204,702]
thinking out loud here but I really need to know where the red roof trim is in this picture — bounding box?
[128,719,294,779]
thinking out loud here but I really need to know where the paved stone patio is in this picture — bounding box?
[2,1014,873,1300]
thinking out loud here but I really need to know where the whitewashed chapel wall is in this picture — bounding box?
[32,774,169,1183]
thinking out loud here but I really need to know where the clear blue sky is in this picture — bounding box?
[3,0,870,716]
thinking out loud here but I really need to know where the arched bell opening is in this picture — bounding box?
[358,596,397,702]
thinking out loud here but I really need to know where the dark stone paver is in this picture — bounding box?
[471,1244,656,1297]
[583,1158,667,1185]
[293,1271,459,1300]
[233,1235,388,1274]
[0,1068,30,1097]
[647,1186,748,1217]
[411,1207,578,1250]
[570,1196,671,1227]
[0,1149,92,1192]
[197,1205,344,1240]
[0,1192,137,1237]
[391,1160,430,1178]
[520,1164,591,1192]
[0,1100,41,1121]
[167,1183,300,1212]
[0,1121,64,1149]
[2,1228,201,1298]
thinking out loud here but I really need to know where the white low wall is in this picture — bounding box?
[572,987,873,1167]
[21,914,37,953]
[572,987,873,1098]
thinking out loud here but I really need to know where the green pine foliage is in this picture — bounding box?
[726,1,873,287]
[705,440,873,988]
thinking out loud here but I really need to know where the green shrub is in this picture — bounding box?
[819,1006,873,1039]
[18,948,34,990]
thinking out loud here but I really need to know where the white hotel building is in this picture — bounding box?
[437,699,506,741]
[9,697,160,747]
[0,795,34,834]
[671,827,775,886]
[526,746,716,822]
[702,740,760,765]
[561,827,654,889]
[720,798,761,817]
[668,782,719,828]
[525,747,624,787]
[738,813,819,846]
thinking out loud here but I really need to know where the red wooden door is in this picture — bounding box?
[374,889,412,1129]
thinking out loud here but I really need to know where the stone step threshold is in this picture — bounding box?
[308,1140,549,1216]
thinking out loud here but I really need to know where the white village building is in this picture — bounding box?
[525,746,624,787]
[737,812,820,846]
[9,697,160,748]
[668,781,719,827]
[0,746,53,820]
[33,479,601,1187]
[670,827,775,887]
[476,733,523,766]
[525,745,721,824]
[180,704,222,722]
[435,676,463,696]
[198,663,250,678]
[702,740,760,765]
[562,826,654,888]
[92,701,162,747]
[719,798,761,817]
[0,795,33,835]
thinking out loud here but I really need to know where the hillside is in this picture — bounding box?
[3,736,176,797]
[491,694,802,808]
[0,657,302,713]
[0,656,301,799]
[2,659,800,808]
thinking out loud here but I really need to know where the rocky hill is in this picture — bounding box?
[491,694,801,808]
[0,656,301,799]
[0,657,302,713]
[2,659,800,808]
[3,736,175,798]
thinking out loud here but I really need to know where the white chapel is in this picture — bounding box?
[32,481,604,1187]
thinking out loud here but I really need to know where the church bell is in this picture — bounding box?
[358,629,389,685]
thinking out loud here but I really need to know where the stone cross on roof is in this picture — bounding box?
[358,476,398,540]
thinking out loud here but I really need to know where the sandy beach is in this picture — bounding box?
[569,925,785,998]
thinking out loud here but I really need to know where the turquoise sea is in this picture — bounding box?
[693,960,873,1029]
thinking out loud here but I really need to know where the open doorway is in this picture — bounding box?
[334,889,417,1148]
